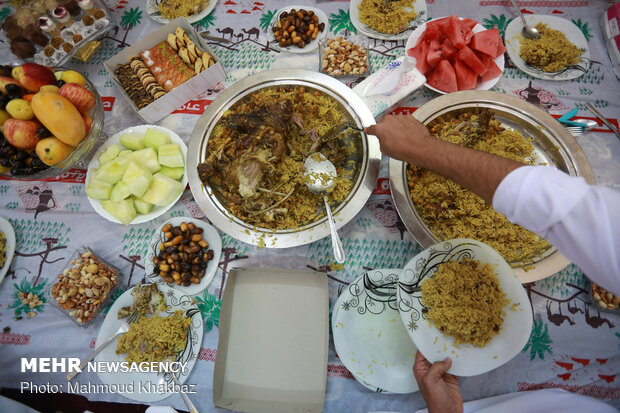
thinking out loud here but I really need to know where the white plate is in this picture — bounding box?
[267,5,329,53]
[397,239,532,377]
[95,284,203,402]
[85,125,188,225]
[405,17,505,94]
[504,14,590,80]
[0,216,16,286]
[146,0,218,24]
[144,217,222,296]
[333,269,419,394]
[350,0,427,41]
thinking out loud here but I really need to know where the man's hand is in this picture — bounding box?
[365,115,434,165]
[414,351,463,413]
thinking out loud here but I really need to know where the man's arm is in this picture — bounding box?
[365,115,522,203]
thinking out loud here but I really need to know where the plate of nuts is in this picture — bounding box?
[145,217,222,296]
[269,6,328,53]
[320,36,370,77]
[49,247,121,326]
[592,282,620,312]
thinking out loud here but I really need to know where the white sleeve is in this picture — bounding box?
[492,165,620,294]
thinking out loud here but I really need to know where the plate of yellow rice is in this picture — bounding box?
[397,238,532,376]
[147,0,216,24]
[94,284,203,402]
[349,0,427,40]
[504,14,590,80]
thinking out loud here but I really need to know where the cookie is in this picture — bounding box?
[115,63,154,109]
[129,56,167,100]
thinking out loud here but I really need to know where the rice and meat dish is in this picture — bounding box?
[116,310,191,364]
[197,86,358,229]
[157,0,209,19]
[519,22,583,72]
[407,109,550,264]
[421,258,507,347]
[117,283,166,319]
[358,0,417,35]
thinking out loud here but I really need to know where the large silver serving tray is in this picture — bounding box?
[389,91,595,283]
[188,69,380,248]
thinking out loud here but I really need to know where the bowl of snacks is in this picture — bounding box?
[319,35,370,77]
[268,6,328,53]
[0,63,104,179]
[0,215,16,286]
[591,283,619,312]
[85,125,188,225]
[144,217,222,295]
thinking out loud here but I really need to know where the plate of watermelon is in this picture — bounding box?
[406,15,505,94]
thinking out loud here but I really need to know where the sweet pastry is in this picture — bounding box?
[92,9,105,19]
[76,0,93,11]
[51,36,64,49]
[140,41,195,92]
[129,56,167,100]
[82,15,94,26]
[37,16,59,36]
[167,27,214,74]
[72,33,83,43]
[44,45,56,57]
[24,24,49,47]
[53,6,74,27]
[61,41,73,52]
[11,38,36,59]
[115,64,154,109]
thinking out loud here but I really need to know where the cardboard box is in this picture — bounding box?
[104,17,225,123]
[214,267,329,413]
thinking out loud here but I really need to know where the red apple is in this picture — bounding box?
[11,63,56,93]
[58,83,95,114]
[3,118,41,150]
[0,76,22,94]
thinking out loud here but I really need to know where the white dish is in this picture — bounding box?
[397,239,532,377]
[144,217,222,296]
[146,0,218,24]
[405,17,505,94]
[504,14,590,80]
[333,269,419,394]
[267,5,329,53]
[349,0,427,41]
[0,216,16,286]
[95,284,203,402]
[85,125,188,225]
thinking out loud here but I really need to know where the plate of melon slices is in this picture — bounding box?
[85,125,188,225]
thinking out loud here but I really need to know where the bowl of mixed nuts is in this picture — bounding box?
[49,247,121,327]
[144,217,222,296]
[268,6,328,53]
[320,35,370,77]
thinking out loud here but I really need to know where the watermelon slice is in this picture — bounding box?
[440,38,458,59]
[427,60,458,93]
[461,18,478,31]
[470,27,503,57]
[457,46,487,75]
[420,26,445,44]
[445,15,467,49]
[479,60,503,82]
[454,60,477,90]
[407,40,431,75]
[426,17,448,32]
[427,40,443,68]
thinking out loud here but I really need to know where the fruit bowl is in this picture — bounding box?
[0,64,104,180]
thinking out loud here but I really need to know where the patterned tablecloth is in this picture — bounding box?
[0,0,619,412]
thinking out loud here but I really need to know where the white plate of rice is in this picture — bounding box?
[147,0,217,24]
[349,0,428,41]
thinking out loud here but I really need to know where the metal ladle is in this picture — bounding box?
[509,0,540,39]
[304,153,345,264]
[572,119,598,131]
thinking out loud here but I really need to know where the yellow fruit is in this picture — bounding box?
[31,92,86,146]
[36,137,75,166]
[6,99,34,120]
[39,85,60,93]
[61,70,86,87]
[0,109,9,126]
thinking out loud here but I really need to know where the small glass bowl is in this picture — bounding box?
[48,247,122,327]
[319,35,371,77]
[590,282,619,313]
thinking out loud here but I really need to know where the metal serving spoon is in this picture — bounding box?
[304,153,345,264]
[509,0,540,39]
[572,118,598,131]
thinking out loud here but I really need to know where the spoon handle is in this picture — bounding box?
[323,196,345,264]
[509,0,528,26]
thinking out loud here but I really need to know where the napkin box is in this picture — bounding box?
[103,17,225,123]
[214,267,329,413]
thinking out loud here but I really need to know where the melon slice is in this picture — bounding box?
[95,156,131,184]
[133,197,153,214]
[102,199,136,225]
[141,173,184,206]
[118,149,133,158]
[98,144,120,165]
[86,179,112,200]
[110,181,131,202]
[158,143,184,168]
[427,60,458,93]
[122,162,153,198]
[407,40,431,75]
[454,60,478,91]
[470,28,503,58]
[457,46,486,75]
[159,166,185,181]
[119,132,145,150]
[125,147,161,173]
[144,128,171,150]
[479,60,503,82]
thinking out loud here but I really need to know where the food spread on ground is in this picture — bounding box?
[157,0,210,20]
[321,37,369,76]
[407,15,505,92]
[407,109,551,264]
[50,249,118,325]
[197,86,357,229]
[86,128,185,225]
[0,231,6,270]
[519,22,584,72]
[0,63,96,177]
[421,258,507,347]
[358,0,417,35]
[272,8,325,49]
[1,0,111,64]
[118,282,167,319]
[152,221,215,286]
